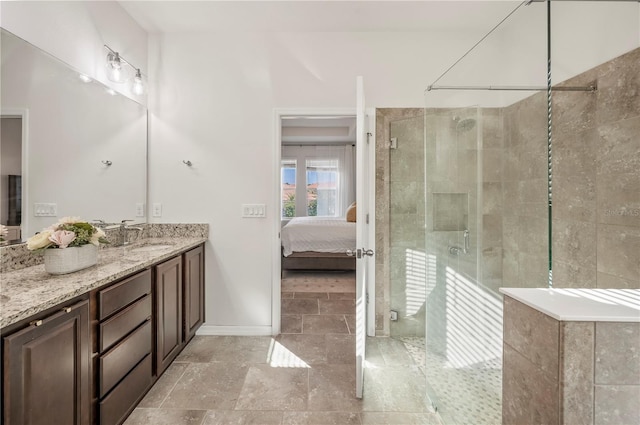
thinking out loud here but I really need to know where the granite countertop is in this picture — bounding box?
[0,237,207,329]
[500,287,640,322]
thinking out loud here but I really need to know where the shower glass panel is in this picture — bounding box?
[419,96,552,421]
[388,114,428,339]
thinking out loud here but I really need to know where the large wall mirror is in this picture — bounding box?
[0,28,147,242]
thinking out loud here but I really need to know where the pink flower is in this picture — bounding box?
[49,230,76,248]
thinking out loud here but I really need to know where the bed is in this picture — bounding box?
[281,216,356,271]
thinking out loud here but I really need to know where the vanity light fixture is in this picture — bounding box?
[132,69,146,96]
[104,45,146,96]
[102,160,113,166]
[183,160,193,166]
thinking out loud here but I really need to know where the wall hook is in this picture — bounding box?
[102,160,112,166]
[183,160,192,166]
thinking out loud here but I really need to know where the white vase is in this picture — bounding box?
[44,244,98,275]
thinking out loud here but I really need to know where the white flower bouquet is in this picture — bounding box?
[26,217,109,252]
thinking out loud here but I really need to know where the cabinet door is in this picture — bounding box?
[155,256,183,375]
[3,299,90,425]
[183,245,205,342]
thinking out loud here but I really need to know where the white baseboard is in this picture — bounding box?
[196,324,275,336]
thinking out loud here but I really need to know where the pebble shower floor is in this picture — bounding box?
[398,337,502,425]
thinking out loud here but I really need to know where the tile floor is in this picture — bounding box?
[124,272,441,425]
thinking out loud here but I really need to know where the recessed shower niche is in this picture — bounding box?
[432,193,468,232]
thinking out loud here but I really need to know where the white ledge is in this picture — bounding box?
[499,288,640,322]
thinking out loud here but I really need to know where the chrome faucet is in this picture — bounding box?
[119,220,143,246]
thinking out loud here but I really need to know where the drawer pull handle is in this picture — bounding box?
[30,319,43,327]
[62,307,72,313]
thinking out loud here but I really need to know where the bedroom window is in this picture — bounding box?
[306,158,339,217]
[281,159,296,218]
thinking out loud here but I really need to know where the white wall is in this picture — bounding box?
[148,4,638,332]
[147,30,485,331]
[0,1,148,103]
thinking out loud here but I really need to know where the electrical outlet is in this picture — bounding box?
[34,203,57,217]
[152,203,162,217]
[135,203,145,217]
[390,310,398,321]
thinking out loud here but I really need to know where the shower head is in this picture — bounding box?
[453,116,476,132]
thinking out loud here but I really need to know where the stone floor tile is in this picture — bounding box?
[362,366,429,412]
[293,292,329,299]
[206,336,273,364]
[329,292,356,300]
[274,334,328,365]
[123,408,206,425]
[375,337,417,366]
[137,362,189,408]
[282,298,319,315]
[308,364,362,411]
[162,363,248,410]
[175,335,221,363]
[282,411,362,425]
[319,299,356,314]
[282,315,303,334]
[235,365,309,411]
[303,315,349,334]
[202,410,284,424]
[326,334,356,364]
[360,412,441,425]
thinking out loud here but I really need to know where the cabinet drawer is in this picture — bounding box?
[99,354,152,425]
[100,295,152,352]
[99,269,151,320]
[99,320,151,397]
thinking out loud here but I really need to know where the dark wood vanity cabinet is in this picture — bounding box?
[155,255,184,375]
[96,269,153,425]
[154,245,205,375]
[2,299,91,425]
[2,243,205,425]
[183,245,205,343]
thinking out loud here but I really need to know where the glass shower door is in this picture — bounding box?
[422,108,503,425]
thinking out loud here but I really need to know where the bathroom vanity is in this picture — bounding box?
[500,288,640,425]
[1,236,206,425]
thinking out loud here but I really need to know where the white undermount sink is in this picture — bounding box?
[129,244,174,253]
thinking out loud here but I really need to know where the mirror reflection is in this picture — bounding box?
[0,29,147,242]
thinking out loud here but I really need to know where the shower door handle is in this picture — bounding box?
[448,230,470,256]
[463,229,470,254]
[347,248,375,259]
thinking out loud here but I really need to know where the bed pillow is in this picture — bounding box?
[346,202,357,222]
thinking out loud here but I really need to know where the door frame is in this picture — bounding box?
[271,107,375,336]
[1,108,29,240]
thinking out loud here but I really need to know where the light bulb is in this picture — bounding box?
[105,51,127,83]
[132,69,145,96]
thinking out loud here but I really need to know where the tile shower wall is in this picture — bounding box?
[502,92,550,289]
[374,47,640,337]
[551,47,640,289]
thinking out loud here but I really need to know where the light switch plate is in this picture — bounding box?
[152,203,162,217]
[242,204,266,218]
[34,203,57,217]
[135,203,145,217]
